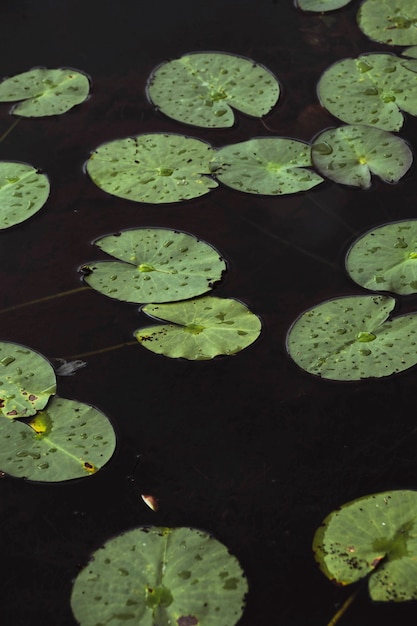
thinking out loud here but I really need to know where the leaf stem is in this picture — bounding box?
[326,589,359,626]
[0,286,89,315]
[63,341,137,360]
[0,118,21,144]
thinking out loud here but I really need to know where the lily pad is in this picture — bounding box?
[210,138,323,195]
[147,51,279,128]
[0,395,116,481]
[286,294,417,380]
[317,53,417,131]
[295,0,351,12]
[71,525,248,626]
[402,45,417,72]
[135,296,262,360]
[0,67,90,117]
[358,0,417,46]
[86,133,217,203]
[0,341,56,418]
[0,161,50,229]
[311,125,412,188]
[82,228,226,304]
[313,490,417,601]
[346,220,417,294]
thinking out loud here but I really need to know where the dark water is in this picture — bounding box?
[1,0,417,624]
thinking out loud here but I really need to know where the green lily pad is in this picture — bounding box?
[86,133,217,203]
[313,490,417,601]
[0,341,56,418]
[135,296,262,360]
[210,138,323,195]
[0,395,116,482]
[147,52,279,128]
[71,526,248,626]
[82,228,226,304]
[317,53,417,131]
[286,294,417,380]
[0,161,50,229]
[346,220,417,294]
[311,125,412,188]
[402,45,417,71]
[295,0,351,12]
[0,67,90,117]
[358,0,417,46]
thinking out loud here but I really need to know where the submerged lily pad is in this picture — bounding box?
[86,133,217,203]
[317,53,417,131]
[295,0,351,12]
[0,341,56,418]
[0,67,90,116]
[311,125,412,188]
[71,526,248,626]
[313,490,417,601]
[147,52,279,128]
[286,294,417,380]
[346,220,417,294]
[358,0,417,46]
[210,138,323,195]
[0,396,116,481]
[135,296,262,359]
[0,161,50,229]
[82,228,226,304]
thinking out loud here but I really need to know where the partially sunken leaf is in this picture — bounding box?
[311,125,412,188]
[346,220,417,294]
[286,294,417,380]
[147,52,279,128]
[358,0,417,46]
[0,341,56,418]
[86,133,217,203]
[0,161,50,229]
[295,0,351,12]
[135,296,261,359]
[313,490,417,601]
[82,228,226,304]
[317,53,417,131]
[0,68,90,117]
[210,138,323,195]
[71,526,248,626]
[0,396,116,481]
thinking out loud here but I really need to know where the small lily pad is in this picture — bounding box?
[135,296,262,360]
[82,228,226,304]
[286,294,417,380]
[295,0,351,12]
[71,526,248,626]
[358,0,417,46]
[0,67,90,117]
[0,161,50,229]
[147,51,279,128]
[86,133,217,203]
[210,138,323,195]
[311,125,412,188]
[313,490,417,601]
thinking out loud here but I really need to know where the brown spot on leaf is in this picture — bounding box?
[177,616,198,626]
[28,394,38,401]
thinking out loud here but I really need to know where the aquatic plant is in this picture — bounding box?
[295,0,352,12]
[0,161,50,229]
[357,0,417,46]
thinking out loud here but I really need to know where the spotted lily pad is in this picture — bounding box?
[86,133,217,203]
[0,161,50,229]
[210,138,323,195]
[147,52,279,128]
[286,294,417,380]
[313,490,417,601]
[71,526,248,626]
[0,67,90,117]
[358,0,417,46]
[0,341,56,418]
[81,228,226,304]
[135,296,262,360]
[402,45,417,71]
[295,0,351,12]
[311,125,412,188]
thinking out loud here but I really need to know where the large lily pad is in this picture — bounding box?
[82,228,226,304]
[0,161,50,229]
[313,490,417,601]
[0,341,56,418]
[0,67,90,117]
[0,396,116,482]
[135,296,262,359]
[86,133,217,203]
[311,125,412,188]
[317,53,417,131]
[210,138,323,195]
[286,294,417,380]
[71,526,248,626]
[295,0,351,12]
[358,0,417,46]
[147,52,279,128]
